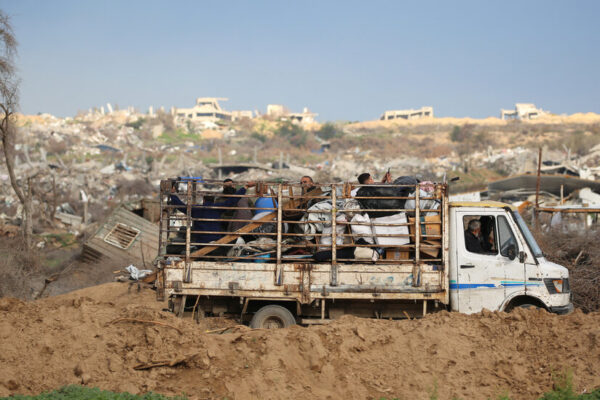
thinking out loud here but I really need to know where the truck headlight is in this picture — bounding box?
[553,279,564,293]
[544,278,570,294]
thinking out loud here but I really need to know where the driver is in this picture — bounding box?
[464,219,492,254]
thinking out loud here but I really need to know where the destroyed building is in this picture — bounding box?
[380,106,434,121]
[266,104,317,125]
[501,103,548,120]
[172,97,253,123]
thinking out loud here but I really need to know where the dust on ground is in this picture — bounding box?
[1,282,599,400]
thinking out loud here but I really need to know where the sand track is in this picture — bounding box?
[1,282,599,400]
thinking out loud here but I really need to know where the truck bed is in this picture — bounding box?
[159,259,448,303]
[156,179,450,319]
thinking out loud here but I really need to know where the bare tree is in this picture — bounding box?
[0,11,34,248]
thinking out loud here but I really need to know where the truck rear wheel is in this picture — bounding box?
[250,305,296,329]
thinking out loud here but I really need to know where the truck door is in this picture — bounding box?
[496,214,527,303]
[455,212,525,313]
[510,211,542,295]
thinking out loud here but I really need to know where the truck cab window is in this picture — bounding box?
[497,216,517,259]
[463,215,497,255]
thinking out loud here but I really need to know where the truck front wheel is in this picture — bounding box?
[250,305,296,329]
[516,303,540,310]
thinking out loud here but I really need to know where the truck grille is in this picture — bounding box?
[563,278,570,293]
[544,279,557,294]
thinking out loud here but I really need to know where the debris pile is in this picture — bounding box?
[538,227,600,313]
[4,110,600,233]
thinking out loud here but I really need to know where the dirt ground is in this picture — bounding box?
[0,283,599,400]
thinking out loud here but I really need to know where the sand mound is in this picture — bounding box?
[1,282,599,399]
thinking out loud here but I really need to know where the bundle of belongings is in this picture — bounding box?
[225,177,442,263]
[294,177,441,262]
[355,176,440,218]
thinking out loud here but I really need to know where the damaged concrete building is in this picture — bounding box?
[172,98,253,123]
[266,104,317,125]
[501,103,548,120]
[380,106,434,121]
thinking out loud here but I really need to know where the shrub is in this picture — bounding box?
[316,123,341,140]
[539,369,578,400]
[449,126,464,142]
[535,227,600,313]
[155,110,176,132]
[250,131,267,143]
[158,129,198,144]
[274,121,309,147]
[561,130,600,156]
[125,118,145,130]
[0,237,42,299]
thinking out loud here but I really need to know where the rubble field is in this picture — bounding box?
[0,282,599,400]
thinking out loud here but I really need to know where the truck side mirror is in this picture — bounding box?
[507,244,517,261]
[519,251,526,263]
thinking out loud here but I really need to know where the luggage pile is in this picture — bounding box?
[160,177,444,264]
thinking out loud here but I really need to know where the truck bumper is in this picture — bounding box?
[550,303,574,315]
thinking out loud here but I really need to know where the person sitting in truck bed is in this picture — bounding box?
[218,179,255,233]
[464,219,492,254]
[168,181,256,255]
[219,180,237,229]
[351,171,392,196]
[284,176,323,221]
[300,175,323,209]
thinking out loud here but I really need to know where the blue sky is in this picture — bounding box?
[2,0,600,121]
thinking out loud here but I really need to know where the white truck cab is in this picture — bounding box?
[449,201,573,314]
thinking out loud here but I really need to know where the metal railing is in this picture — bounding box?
[158,179,446,267]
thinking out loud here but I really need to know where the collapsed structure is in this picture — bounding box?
[501,103,549,120]
[172,97,253,123]
[170,98,318,126]
[380,107,434,121]
[266,104,317,125]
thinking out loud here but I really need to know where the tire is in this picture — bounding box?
[516,303,540,310]
[250,305,296,329]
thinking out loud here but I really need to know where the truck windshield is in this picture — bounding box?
[512,211,543,258]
